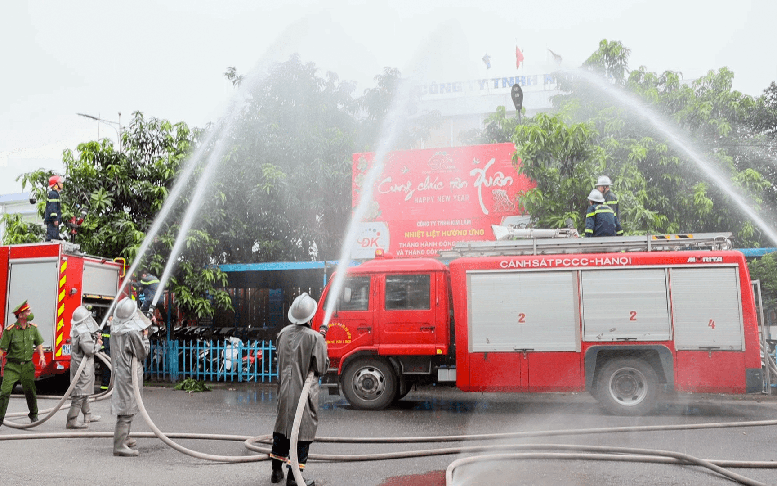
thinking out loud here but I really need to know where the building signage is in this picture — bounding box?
[351,143,533,258]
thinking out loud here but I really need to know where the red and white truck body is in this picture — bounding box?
[0,242,123,379]
[313,234,763,414]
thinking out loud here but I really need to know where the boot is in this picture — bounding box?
[66,402,87,429]
[271,469,284,483]
[82,400,101,423]
[286,469,315,486]
[113,415,139,456]
[125,437,137,448]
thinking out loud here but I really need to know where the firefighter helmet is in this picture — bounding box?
[596,175,612,186]
[48,175,64,188]
[72,305,99,334]
[115,297,137,320]
[72,305,91,325]
[588,189,605,203]
[288,292,318,324]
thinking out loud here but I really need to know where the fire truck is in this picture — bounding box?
[312,232,764,415]
[0,242,124,380]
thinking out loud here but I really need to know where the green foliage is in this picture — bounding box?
[16,112,232,320]
[1,213,44,244]
[174,378,212,392]
[748,253,777,309]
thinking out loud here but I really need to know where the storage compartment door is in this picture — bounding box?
[82,261,120,298]
[672,267,743,350]
[582,269,671,341]
[468,270,578,352]
[7,259,59,348]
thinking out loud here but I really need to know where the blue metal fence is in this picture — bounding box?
[145,339,278,383]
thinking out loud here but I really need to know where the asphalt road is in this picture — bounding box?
[2,382,777,486]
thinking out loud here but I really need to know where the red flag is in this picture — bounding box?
[515,46,524,69]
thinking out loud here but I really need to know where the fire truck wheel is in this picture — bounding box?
[342,358,397,410]
[596,358,659,416]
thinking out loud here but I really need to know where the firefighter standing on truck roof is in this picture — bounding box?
[44,175,64,242]
[110,297,151,456]
[66,306,102,429]
[596,175,619,218]
[270,293,328,486]
[585,189,623,237]
[0,301,45,426]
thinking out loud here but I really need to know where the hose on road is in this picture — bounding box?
[2,355,776,485]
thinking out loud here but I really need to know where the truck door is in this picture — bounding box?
[325,275,375,356]
[671,266,745,392]
[6,258,59,350]
[378,273,438,355]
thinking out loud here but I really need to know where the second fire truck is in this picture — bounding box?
[312,232,763,415]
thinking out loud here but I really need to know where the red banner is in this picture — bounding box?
[351,144,534,258]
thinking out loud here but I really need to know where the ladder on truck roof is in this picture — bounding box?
[438,232,733,258]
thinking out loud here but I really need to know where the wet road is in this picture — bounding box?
[2,383,777,485]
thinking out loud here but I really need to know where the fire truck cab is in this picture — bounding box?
[313,233,763,415]
[0,242,123,380]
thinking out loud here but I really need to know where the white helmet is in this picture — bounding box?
[115,297,138,320]
[72,305,91,325]
[588,189,605,203]
[596,175,612,186]
[71,305,98,335]
[288,292,318,325]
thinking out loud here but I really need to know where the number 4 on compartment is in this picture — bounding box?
[708,319,715,329]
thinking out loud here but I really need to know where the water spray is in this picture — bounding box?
[569,67,777,246]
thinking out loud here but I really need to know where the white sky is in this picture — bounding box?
[2,0,775,195]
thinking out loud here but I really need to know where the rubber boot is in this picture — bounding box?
[66,401,87,429]
[81,398,101,423]
[286,468,315,486]
[271,460,285,483]
[113,415,139,456]
[125,419,136,448]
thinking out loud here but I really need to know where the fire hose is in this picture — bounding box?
[3,355,777,485]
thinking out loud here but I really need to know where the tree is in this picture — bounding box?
[0,213,43,244]
[13,112,232,319]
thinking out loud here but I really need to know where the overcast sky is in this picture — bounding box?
[2,0,775,195]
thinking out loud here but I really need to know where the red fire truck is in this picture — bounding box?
[312,233,764,415]
[0,242,124,380]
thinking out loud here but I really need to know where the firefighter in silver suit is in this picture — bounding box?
[110,297,150,456]
[66,306,102,429]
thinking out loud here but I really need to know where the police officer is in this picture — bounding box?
[0,301,45,426]
[596,175,619,218]
[67,306,102,429]
[585,189,623,237]
[110,297,151,457]
[44,175,64,242]
[270,293,328,486]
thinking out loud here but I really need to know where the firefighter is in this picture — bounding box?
[44,175,64,242]
[0,301,45,426]
[595,175,619,218]
[100,315,112,391]
[110,297,151,456]
[585,189,623,237]
[135,271,160,313]
[270,293,328,486]
[67,306,102,429]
